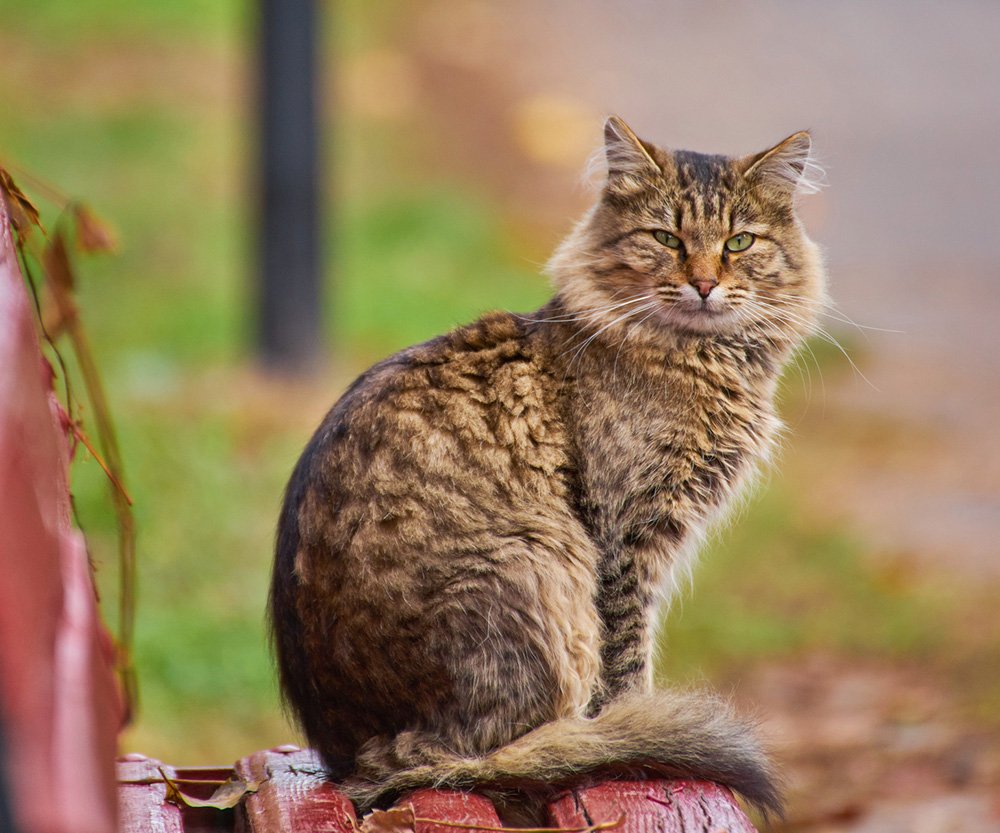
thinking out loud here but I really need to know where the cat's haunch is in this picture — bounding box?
[269,116,825,819]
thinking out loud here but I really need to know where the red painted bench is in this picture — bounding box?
[119,747,757,833]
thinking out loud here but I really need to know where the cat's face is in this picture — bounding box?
[549,118,825,345]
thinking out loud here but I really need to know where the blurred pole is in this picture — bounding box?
[256,0,323,374]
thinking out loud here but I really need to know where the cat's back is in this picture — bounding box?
[311,310,564,477]
[278,309,575,584]
[270,309,599,768]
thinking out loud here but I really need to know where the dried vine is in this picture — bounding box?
[0,164,137,722]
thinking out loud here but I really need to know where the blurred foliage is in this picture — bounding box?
[1,0,983,768]
[339,187,547,355]
[657,487,944,684]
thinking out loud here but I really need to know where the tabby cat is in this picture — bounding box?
[269,116,825,818]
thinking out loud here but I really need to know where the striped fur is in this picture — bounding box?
[269,117,826,820]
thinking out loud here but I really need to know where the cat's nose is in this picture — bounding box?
[691,278,718,299]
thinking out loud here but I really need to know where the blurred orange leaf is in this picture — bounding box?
[43,230,75,293]
[73,203,117,253]
[41,231,78,337]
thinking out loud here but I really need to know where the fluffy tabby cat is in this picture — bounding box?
[270,116,825,818]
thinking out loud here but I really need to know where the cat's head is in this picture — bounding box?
[548,116,826,346]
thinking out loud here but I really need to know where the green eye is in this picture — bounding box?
[724,232,755,253]
[653,230,682,249]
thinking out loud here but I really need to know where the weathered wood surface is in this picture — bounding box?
[118,753,238,833]
[117,755,185,833]
[549,779,757,833]
[235,747,357,833]
[229,746,759,833]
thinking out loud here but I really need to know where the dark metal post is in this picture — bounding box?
[257,0,322,373]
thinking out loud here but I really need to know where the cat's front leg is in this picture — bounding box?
[589,542,658,712]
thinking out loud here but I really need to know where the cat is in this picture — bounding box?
[269,116,825,819]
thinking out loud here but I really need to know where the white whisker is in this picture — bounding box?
[561,297,659,368]
[521,293,655,325]
[614,305,663,381]
[751,297,878,391]
[818,303,903,336]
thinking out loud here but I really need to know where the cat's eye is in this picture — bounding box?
[652,230,682,249]
[724,232,755,253]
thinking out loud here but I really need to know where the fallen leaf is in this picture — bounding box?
[410,814,625,833]
[188,777,263,810]
[360,806,418,833]
[160,768,262,810]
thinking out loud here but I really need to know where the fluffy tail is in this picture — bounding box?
[340,690,782,818]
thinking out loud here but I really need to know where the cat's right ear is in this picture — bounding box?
[603,116,662,194]
[740,131,824,196]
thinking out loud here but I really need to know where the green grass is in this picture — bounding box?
[12,0,241,42]
[337,187,548,356]
[4,0,975,766]
[656,484,944,685]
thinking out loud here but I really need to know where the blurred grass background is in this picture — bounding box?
[1,0,987,769]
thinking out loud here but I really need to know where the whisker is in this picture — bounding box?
[817,303,904,335]
[614,305,663,381]
[737,308,820,397]
[521,293,654,325]
[562,298,659,368]
[751,298,878,390]
[755,315,824,403]
[567,302,659,363]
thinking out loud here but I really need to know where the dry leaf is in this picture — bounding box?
[160,769,262,810]
[409,815,625,833]
[0,165,42,242]
[73,203,117,253]
[41,231,79,335]
[360,806,418,833]
[43,231,75,293]
[187,776,263,810]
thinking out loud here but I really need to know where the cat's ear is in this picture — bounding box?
[741,131,823,196]
[603,116,662,193]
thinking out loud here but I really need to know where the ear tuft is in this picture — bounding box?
[742,131,824,195]
[604,116,662,180]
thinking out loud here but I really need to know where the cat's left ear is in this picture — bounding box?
[740,131,823,195]
[603,116,663,195]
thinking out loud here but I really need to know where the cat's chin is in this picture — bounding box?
[656,305,742,336]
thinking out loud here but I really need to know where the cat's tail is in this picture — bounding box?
[340,689,781,818]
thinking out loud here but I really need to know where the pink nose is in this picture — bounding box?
[692,279,717,299]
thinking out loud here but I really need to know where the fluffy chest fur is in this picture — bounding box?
[566,332,781,578]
